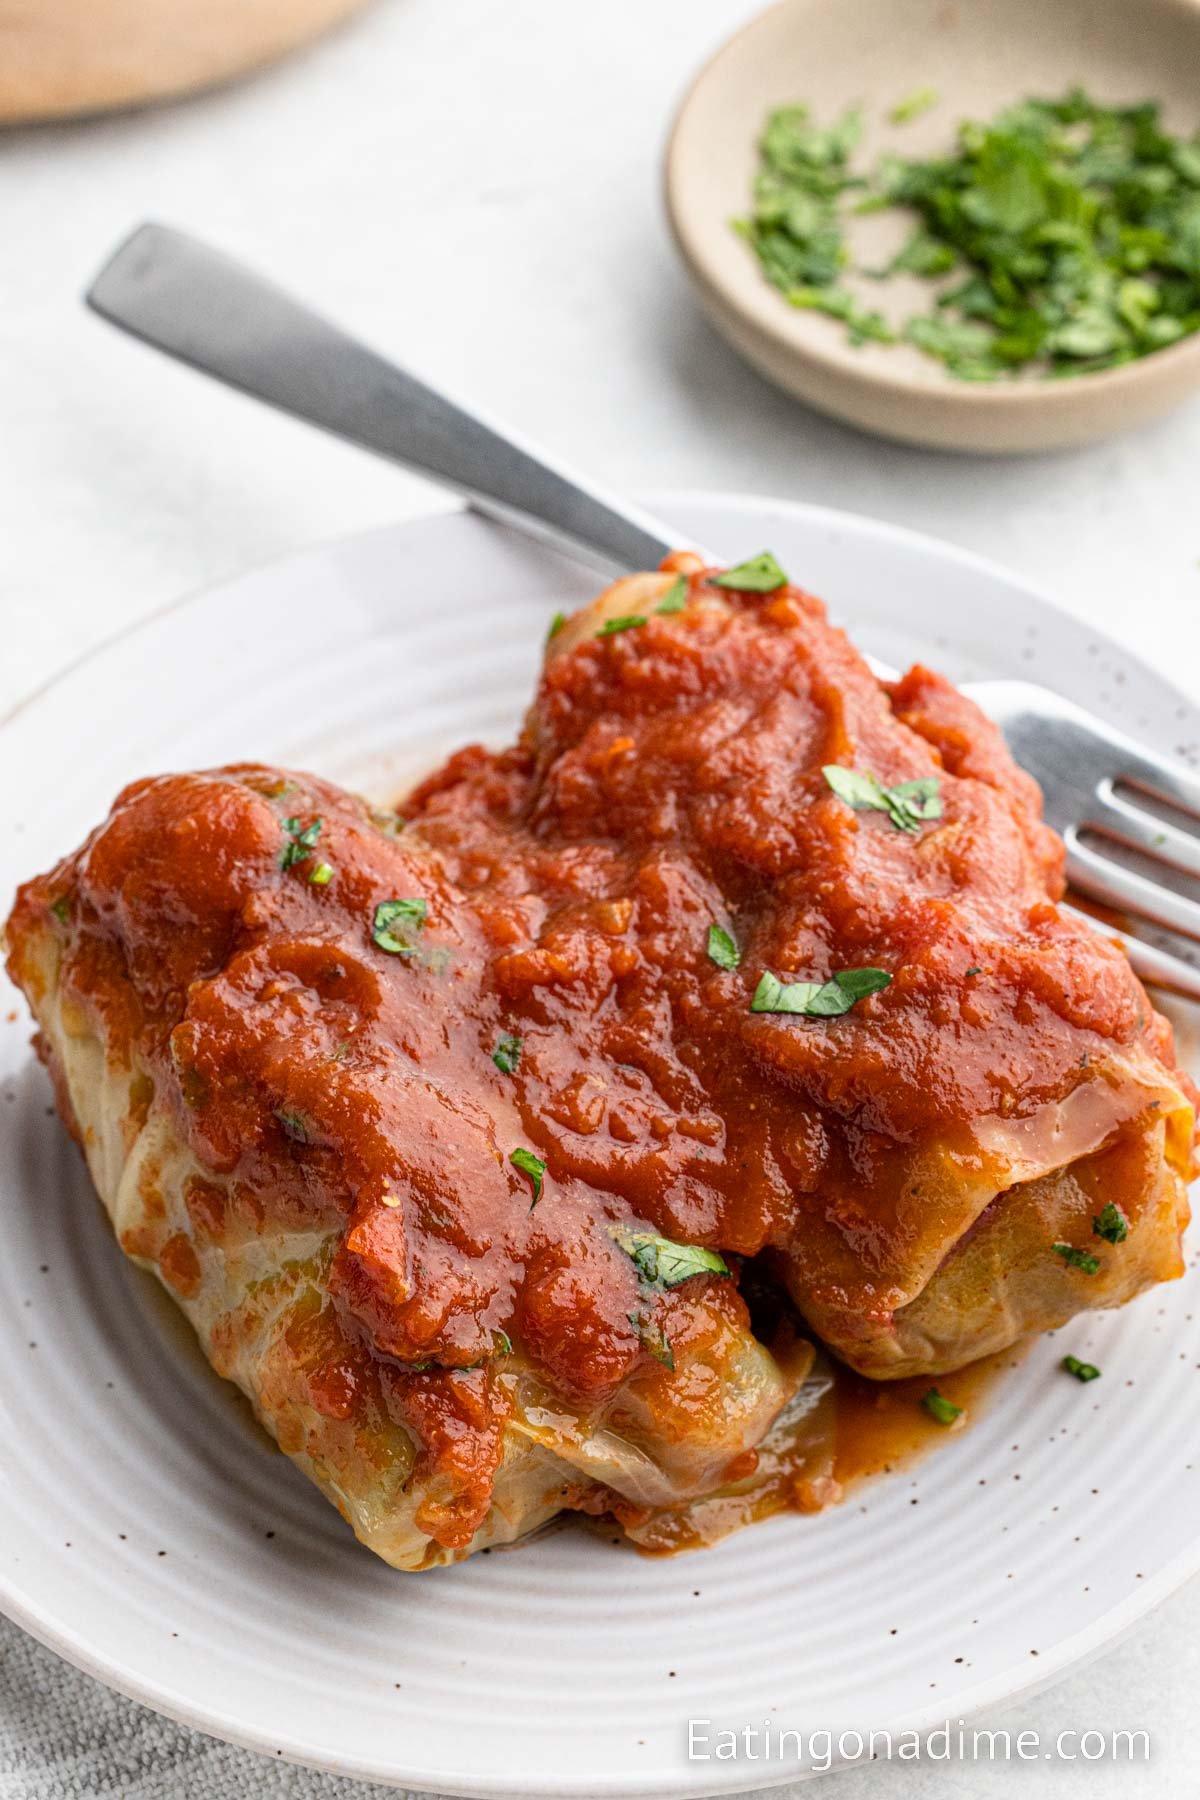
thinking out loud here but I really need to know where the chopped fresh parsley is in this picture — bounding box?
[274,1107,312,1145]
[965,966,983,978]
[1053,1241,1101,1275]
[655,576,689,615]
[822,764,943,832]
[598,614,647,637]
[890,87,938,126]
[629,1310,675,1371]
[921,1387,962,1426]
[48,895,71,924]
[308,861,334,887]
[280,816,322,870]
[613,1227,730,1288]
[1093,1201,1129,1244]
[737,88,1200,379]
[751,966,892,1016]
[706,923,741,970]
[372,897,428,955]
[712,552,789,593]
[546,610,568,643]
[368,805,405,838]
[1063,1354,1101,1382]
[510,1147,545,1205]
[492,1033,523,1075]
[493,1328,514,1358]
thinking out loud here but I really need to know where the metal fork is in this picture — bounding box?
[86,223,1200,1002]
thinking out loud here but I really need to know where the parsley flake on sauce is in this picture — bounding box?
[274,1107,313,1145]
[1053,1241,1101,1276]
[598,614,648,637]
[279,816,322,870]
[921,1387,962,1426]
[822,764,943,832]
[372,897,428,955]
[612,1228,730,1288]
[1063,1354,1101,1382]
[308,861,334,887]
[510,1147,545,1205]
[655,576,688,615]
[546,611,568,643]
[492,1033,523,1075]
[629,1310,676,1371]
[706,923,741,970]
[368,805,405,838]
[751,967,892,1017]
[1093,1201,1129,1244]
[712,552,789,593]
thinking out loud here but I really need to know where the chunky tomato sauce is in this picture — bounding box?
[9,558,1192,1551]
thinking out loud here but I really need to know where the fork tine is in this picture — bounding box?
[1089,784,1200,880]
[1066,835,1200,943]
[1059,902,1200,1001]
[1114,744,1200,821]
[973,681,1200,820]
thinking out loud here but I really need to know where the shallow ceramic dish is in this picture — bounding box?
[2,495,1199,1796]
[665,0,1200,452]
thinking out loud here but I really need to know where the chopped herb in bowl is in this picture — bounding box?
[735,87,1200,380]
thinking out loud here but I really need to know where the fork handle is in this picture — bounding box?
[87,223,693,577]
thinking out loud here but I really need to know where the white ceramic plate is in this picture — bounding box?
[2,495,1198,1798]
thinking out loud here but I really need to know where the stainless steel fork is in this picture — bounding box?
[86,223,1200,1001]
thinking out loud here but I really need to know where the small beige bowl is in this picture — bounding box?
[665,0,1200,453]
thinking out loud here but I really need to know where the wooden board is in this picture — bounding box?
[0,0,372,124]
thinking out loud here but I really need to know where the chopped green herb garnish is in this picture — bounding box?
[308,862,334,887]
[598,614,648,637]
[613,1228,730,1288]
[706,923,741,970]
[510,1147,545,1205]
[372,897,428,955]
[655,576,689,615]
[492,1033,523,1075]
[822,764,943,832]
[368,805,405,838]
[280,816,322,870]
[629,1310,675,1371]
[965,966,983,977]
[49,895,70,924]
[493,1328,514,1358]
[712,552,789,593]
[1093,1201,1129,1244]
[274,1107,313,1145]
[737,89,1200,379]
[1063,1354,1101,1382]
[1053,1241,1101,1275]
[921,1387,963,1426]
[890,87,939,126]
[751,966,892,1016]
[546,610,568,643]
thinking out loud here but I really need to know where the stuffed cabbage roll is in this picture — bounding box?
[5,549,1194,1569]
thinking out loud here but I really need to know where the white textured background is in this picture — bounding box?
[2,0,1200,1793]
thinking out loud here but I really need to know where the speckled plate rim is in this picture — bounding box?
[1,493,1198,1797]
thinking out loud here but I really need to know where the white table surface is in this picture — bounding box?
[2,0,1200,1793]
